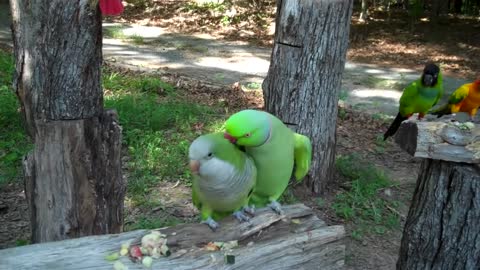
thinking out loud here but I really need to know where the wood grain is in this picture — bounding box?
[394,119,480,163]
[0,204,345,270]
[397,160,480,269]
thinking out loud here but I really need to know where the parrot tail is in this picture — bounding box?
[383,113,408,141]
[429,104,450,118]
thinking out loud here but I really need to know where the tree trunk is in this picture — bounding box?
[452,0,463,14]
[10,0,125,243]
[400,0,409,10]
[359,0,369,22]
[397,159,480,269]
[431,0,449,20]
[262,0,353,194]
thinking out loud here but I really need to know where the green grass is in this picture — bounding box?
[243,82,262,91]
[182,1,228,13]
[333,154,401,239]
[129,34,145,45]
[102,69,225,209]
[124,216,182,231]
[103,25,126,39]
[15,238,30,247]
[359,75,405,90]
[339,89,349,101]
[0,51,31,186]
[103,26,145,45]
[371,112,391,123]
[338,107,348,120]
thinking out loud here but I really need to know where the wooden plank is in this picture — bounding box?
[0,204,345,270]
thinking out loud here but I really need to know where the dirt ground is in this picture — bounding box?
[111,0,480,79]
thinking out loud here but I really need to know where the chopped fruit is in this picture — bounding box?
[142,256,153,268]
[105,252,120,261]
[129,245,143,261]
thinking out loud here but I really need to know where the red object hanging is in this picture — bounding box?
[99,0,124,16]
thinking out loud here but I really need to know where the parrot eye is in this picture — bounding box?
[207,152,213,157]
[244,133,251,138]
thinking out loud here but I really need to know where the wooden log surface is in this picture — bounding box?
[0,204,346,270]
[394,118,480,163]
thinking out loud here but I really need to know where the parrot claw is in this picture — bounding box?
[242,205,255,216]
[233,210,251,222]
[268,201,284,215]
[201,217,219,231]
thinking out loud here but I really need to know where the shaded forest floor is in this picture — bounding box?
[1,2,479,269]
[111,0,480,79]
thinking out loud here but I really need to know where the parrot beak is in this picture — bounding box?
[189,160,200,175]
[223,132,237,144]
[423,74,434,86]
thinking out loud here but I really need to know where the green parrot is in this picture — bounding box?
[383,63,443,140]
[188,132,256,231]
[223,110,312,214]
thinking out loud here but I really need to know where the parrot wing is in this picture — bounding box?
[429,102,450,117]
[398,80,419,116]
[293,133,312,181]
[430,83,469,117]
[433,73,444,107]
[448,83,470,105]
[432,85,443,107]
[191,182,202,211]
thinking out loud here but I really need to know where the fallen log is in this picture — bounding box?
[0,204,346,270]
[394,118,480,269]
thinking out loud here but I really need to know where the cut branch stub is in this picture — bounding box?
[394,119,480,163]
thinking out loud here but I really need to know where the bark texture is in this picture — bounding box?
[397,160,480,270]
[10,0,125,243]
[10,0,103,136]
[262,0,353,193]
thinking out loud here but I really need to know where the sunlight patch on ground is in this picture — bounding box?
[365,68,386,74]
[196,56,270,74]
[351,89,402,101]
[121,25,166,38]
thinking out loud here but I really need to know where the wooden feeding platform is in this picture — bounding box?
[0,204,346,269]
[393,118,480,269]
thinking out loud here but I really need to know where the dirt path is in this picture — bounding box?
[0,4,470,118]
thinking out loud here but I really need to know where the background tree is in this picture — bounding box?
[360,0,370,22]
[9,0,125,242]
[263,0,353,194]
[431,0,449,22]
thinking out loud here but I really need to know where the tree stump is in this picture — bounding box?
[394,119,480,269]
[0,204,346,270]
[262,0,353,194]
[10,1,125,242]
